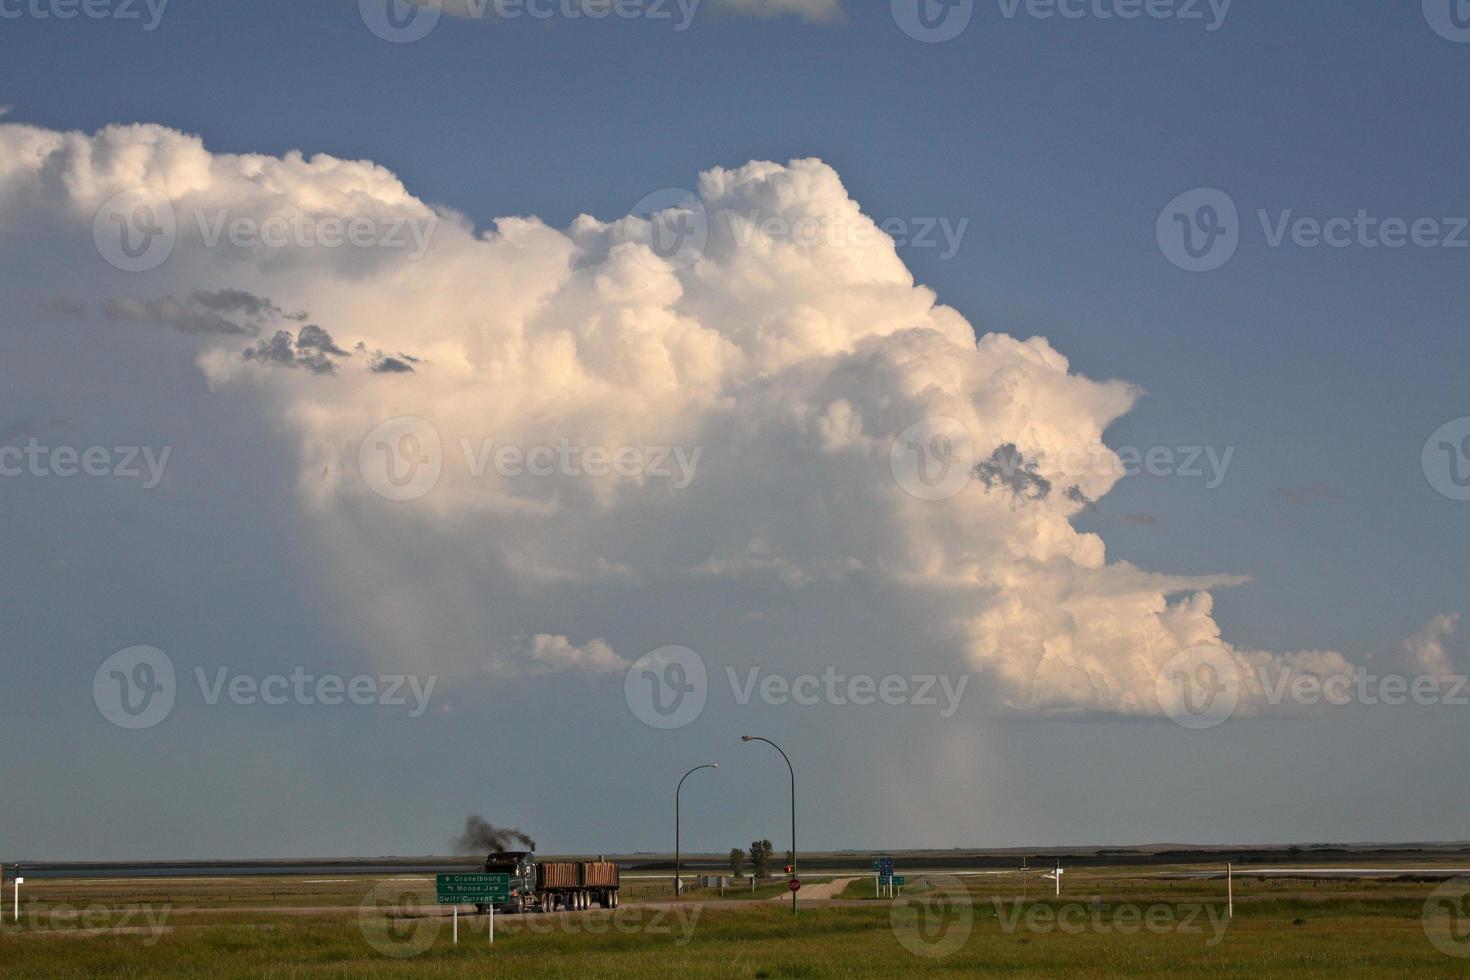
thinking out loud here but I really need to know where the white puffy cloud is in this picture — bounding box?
[1400,613,1461,678]
[711,0,843,20]
[494,635,629,674]
[0,119,1355,717]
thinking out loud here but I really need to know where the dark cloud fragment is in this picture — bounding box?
[975,443,1052,501]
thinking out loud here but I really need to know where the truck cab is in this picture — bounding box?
[481,851,536,913]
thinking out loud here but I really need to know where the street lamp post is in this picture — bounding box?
[676,763,718,898]
[742,735,796,915]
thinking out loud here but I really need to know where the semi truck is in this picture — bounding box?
[477,852,620,913]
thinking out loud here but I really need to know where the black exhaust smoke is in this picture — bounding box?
[454,815,537,854]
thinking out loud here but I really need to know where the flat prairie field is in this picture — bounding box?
[1,869,1467,978]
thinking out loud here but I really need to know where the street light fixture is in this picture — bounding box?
[741,735,797,915]
[675,763,718,898]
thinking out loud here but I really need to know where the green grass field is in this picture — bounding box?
[2,869,1467,977]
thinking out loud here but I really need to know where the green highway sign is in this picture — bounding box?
[436,873,510,905]
[892,876,907,886]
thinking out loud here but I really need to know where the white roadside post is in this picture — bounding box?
[489,905,494,945]
[452,904,458,945]
[1228,863,1234,919]
[13,876,23,921]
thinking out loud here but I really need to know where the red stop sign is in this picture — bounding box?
[788,879,801,892]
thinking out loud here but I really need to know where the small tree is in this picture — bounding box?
[749,840,774,879]
[728,848,745,878]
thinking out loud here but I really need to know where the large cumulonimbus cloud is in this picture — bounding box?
[2,119,1375,718]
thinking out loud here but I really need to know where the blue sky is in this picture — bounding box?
[1,1,1467,859]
